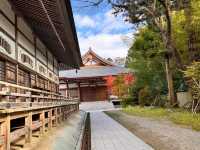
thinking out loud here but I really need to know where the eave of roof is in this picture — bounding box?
[59,66,131,80]
[9,0,82,69]
[82,49,115,66]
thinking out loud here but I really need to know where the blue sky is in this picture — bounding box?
[71,0,133,59]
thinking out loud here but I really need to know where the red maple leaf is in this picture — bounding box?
[104,75,115,88]
[124,73,135,85]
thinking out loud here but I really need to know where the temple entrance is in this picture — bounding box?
[81,86,108,102]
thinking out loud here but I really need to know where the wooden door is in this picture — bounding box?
[80,86,108,102]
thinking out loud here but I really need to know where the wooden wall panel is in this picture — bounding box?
[36,49,47,65]
[5,62,16,84]
[18,17,34,43]
[0,14,15,38]
[18,32,34,55]
[47,51,53,71]
[80,86,108,102]
[97,86,108,101]
[0,0,60,91]
[37,39,46,55]
[68,88,78,98]
[53,58,58,75]
[0,0,15,23]
[18,68,30,87]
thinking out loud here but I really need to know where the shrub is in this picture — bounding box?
[184,61,200,112]
[138,86,153,106]
[121,96,134,107]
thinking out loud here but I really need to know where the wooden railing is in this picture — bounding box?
[0,80,79,109]
[0,102,78,109]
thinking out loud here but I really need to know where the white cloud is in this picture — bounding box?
[78,32,133,58]
[100,10,130,33]
[75,15,95,28]
[75,10,133,58]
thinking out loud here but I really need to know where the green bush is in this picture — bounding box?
[138,86,153,106]
[121,96,134,107]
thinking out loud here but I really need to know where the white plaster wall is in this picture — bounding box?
[48,69,54,81]
[0,0,15,23]
[37,61,47,77]
[18,46,35,70]
[0,31,15,59]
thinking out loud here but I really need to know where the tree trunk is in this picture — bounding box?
[165,56,176,105]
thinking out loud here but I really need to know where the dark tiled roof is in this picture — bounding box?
[59,66,131,79]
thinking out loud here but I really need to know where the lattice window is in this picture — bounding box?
[0,60,5,81]
[18,68,30,87]
[6,62,16,84]
[30,74,36,88]
[39,66,46,74]
[21,54,33,68]
[0,36,11,54]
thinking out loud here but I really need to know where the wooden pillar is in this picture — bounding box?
[78,82,81,102]
[4,115,10,150]
[0,122,4,150]
[39,111,45,135]
[48,109,52,129]
[64,106,67,120]
[25,112,32,143]
[57,108,60,124]
[61,107,65,121]
[66,82,69,98]
[15,14,19,93]
[54,108,57,127]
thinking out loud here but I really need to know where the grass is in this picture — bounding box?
[123,106,169,118]
[122,106,200,131]
[169,111,200,131]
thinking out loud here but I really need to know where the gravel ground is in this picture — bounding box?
[106,111,200,150]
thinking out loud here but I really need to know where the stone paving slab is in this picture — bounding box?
[80,101,115,112]
[91,112,154,150]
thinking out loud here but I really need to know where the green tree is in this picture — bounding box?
[126,27,168,105]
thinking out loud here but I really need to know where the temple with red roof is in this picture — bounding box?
[59,49,131,102]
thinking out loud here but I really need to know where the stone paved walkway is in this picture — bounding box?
[91,111,154,150]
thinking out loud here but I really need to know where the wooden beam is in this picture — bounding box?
[4,115,10,150]
[39,110,45,135]
[38,0,66,52]
[25,112,32,143]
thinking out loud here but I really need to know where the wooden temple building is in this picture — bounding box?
[0,0,83,149]
[59,49,130,102]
